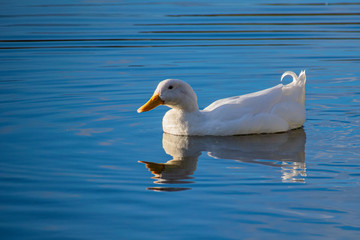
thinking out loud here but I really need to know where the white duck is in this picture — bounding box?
[137,71,306,136]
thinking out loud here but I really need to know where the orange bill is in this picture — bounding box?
[137,93,164,113]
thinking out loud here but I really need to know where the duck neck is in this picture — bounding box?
[167,99,199,113]
[180,100,199,113]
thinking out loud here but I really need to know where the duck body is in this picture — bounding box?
[138,71,306,136]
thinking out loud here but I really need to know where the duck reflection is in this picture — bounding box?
[140,128,306,191]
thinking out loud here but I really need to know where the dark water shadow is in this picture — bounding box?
[140,128,306,192]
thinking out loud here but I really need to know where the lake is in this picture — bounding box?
[1,0,360,239]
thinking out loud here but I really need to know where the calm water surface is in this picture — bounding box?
[1,0,360,239]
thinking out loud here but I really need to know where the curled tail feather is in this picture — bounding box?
[281,70,306,106]
[281,70,306,86]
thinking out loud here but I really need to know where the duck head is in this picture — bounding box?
[137,79,199,113]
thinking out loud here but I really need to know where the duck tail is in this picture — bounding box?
[281,70,306,86]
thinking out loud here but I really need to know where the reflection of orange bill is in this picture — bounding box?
[138,161,165,175]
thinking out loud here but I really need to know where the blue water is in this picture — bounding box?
[1,0,360,239]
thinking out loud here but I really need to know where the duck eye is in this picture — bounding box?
[168,85,173,89]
